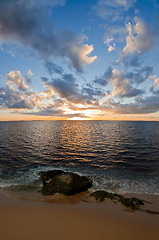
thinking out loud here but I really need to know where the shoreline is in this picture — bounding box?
[0,189,159,240]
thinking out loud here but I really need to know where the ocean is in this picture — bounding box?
[0,120,159,195]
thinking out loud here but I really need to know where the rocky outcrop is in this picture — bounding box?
[39,170,92,196]
[90,190,144,210]
[90,190,159,214]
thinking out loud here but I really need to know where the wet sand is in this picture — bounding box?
[0,190,159,240]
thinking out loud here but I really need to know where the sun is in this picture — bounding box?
[68,117,86,120]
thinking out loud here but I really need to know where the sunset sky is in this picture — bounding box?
[1,0,159,121]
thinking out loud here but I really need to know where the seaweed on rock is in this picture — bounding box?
[90,190,144,210]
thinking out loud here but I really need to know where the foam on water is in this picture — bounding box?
[0,164,159,195]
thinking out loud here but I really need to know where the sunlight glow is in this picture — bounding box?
[68,117,87,120]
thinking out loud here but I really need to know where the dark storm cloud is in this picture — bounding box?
[0,0,96,72]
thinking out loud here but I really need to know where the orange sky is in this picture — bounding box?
[1,110,159,121]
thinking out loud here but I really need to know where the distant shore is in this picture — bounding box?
[0,190,159,240]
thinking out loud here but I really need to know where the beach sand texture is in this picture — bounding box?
[0,191,159,240]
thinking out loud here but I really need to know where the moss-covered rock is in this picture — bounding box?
[118,196,144,210]
[90,190,120,202]
[90,190,144,210]
[90,190,159,214]
[39,170,92,196]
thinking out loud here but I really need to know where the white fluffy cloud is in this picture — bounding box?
[75,44,97,64]
[123,20,155,55]
[0,70,43,109]
[6,70,28,91]
[111,69,144,98]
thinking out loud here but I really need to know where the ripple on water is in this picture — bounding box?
[0,121,159,194]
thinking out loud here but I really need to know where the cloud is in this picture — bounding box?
[94,66,113,86]
[93,65,153,99]
[41,73,104,105]
[120,53,143,67]
[0,84,35,109]
[137,66,154,82]
[0,70,43,109]
[45,61,63,75]
[94,0,136,21]
[105,37,116,52]
[112,94,159,114]
[41,77,55,98]
[51,78,79,100]
[29,105,65,116]
[43,76,89,104]
[6,70,28,91]
[94,65,154,93]
[24,70,33,85]
[0,0,96,72]
[104,26,126,52]
[62,73,76,83]
[155,78,159,87]
[1,68,159,117]
[67,43,97,71]
[123,20,156,56]
[9,99,35,109]
[96,92,159,115]
[24,104,87,118]
[82,84,105,100]
[124,66,154,84]
[111,69,144,98]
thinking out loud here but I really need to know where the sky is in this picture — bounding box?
[1,0,159,121]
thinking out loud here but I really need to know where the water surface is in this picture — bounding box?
[0,121,159,194]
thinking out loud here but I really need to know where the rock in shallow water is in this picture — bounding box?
[39,170,92,196]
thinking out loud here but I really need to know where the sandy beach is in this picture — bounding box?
[0,190,159,240]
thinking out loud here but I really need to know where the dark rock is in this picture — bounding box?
[39,170,92,196]
[90,190,120,203]
[118,196,143,210]
[90,190,144,210]
[40,170,64,185]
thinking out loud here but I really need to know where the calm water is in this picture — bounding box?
[0,120,159,194]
